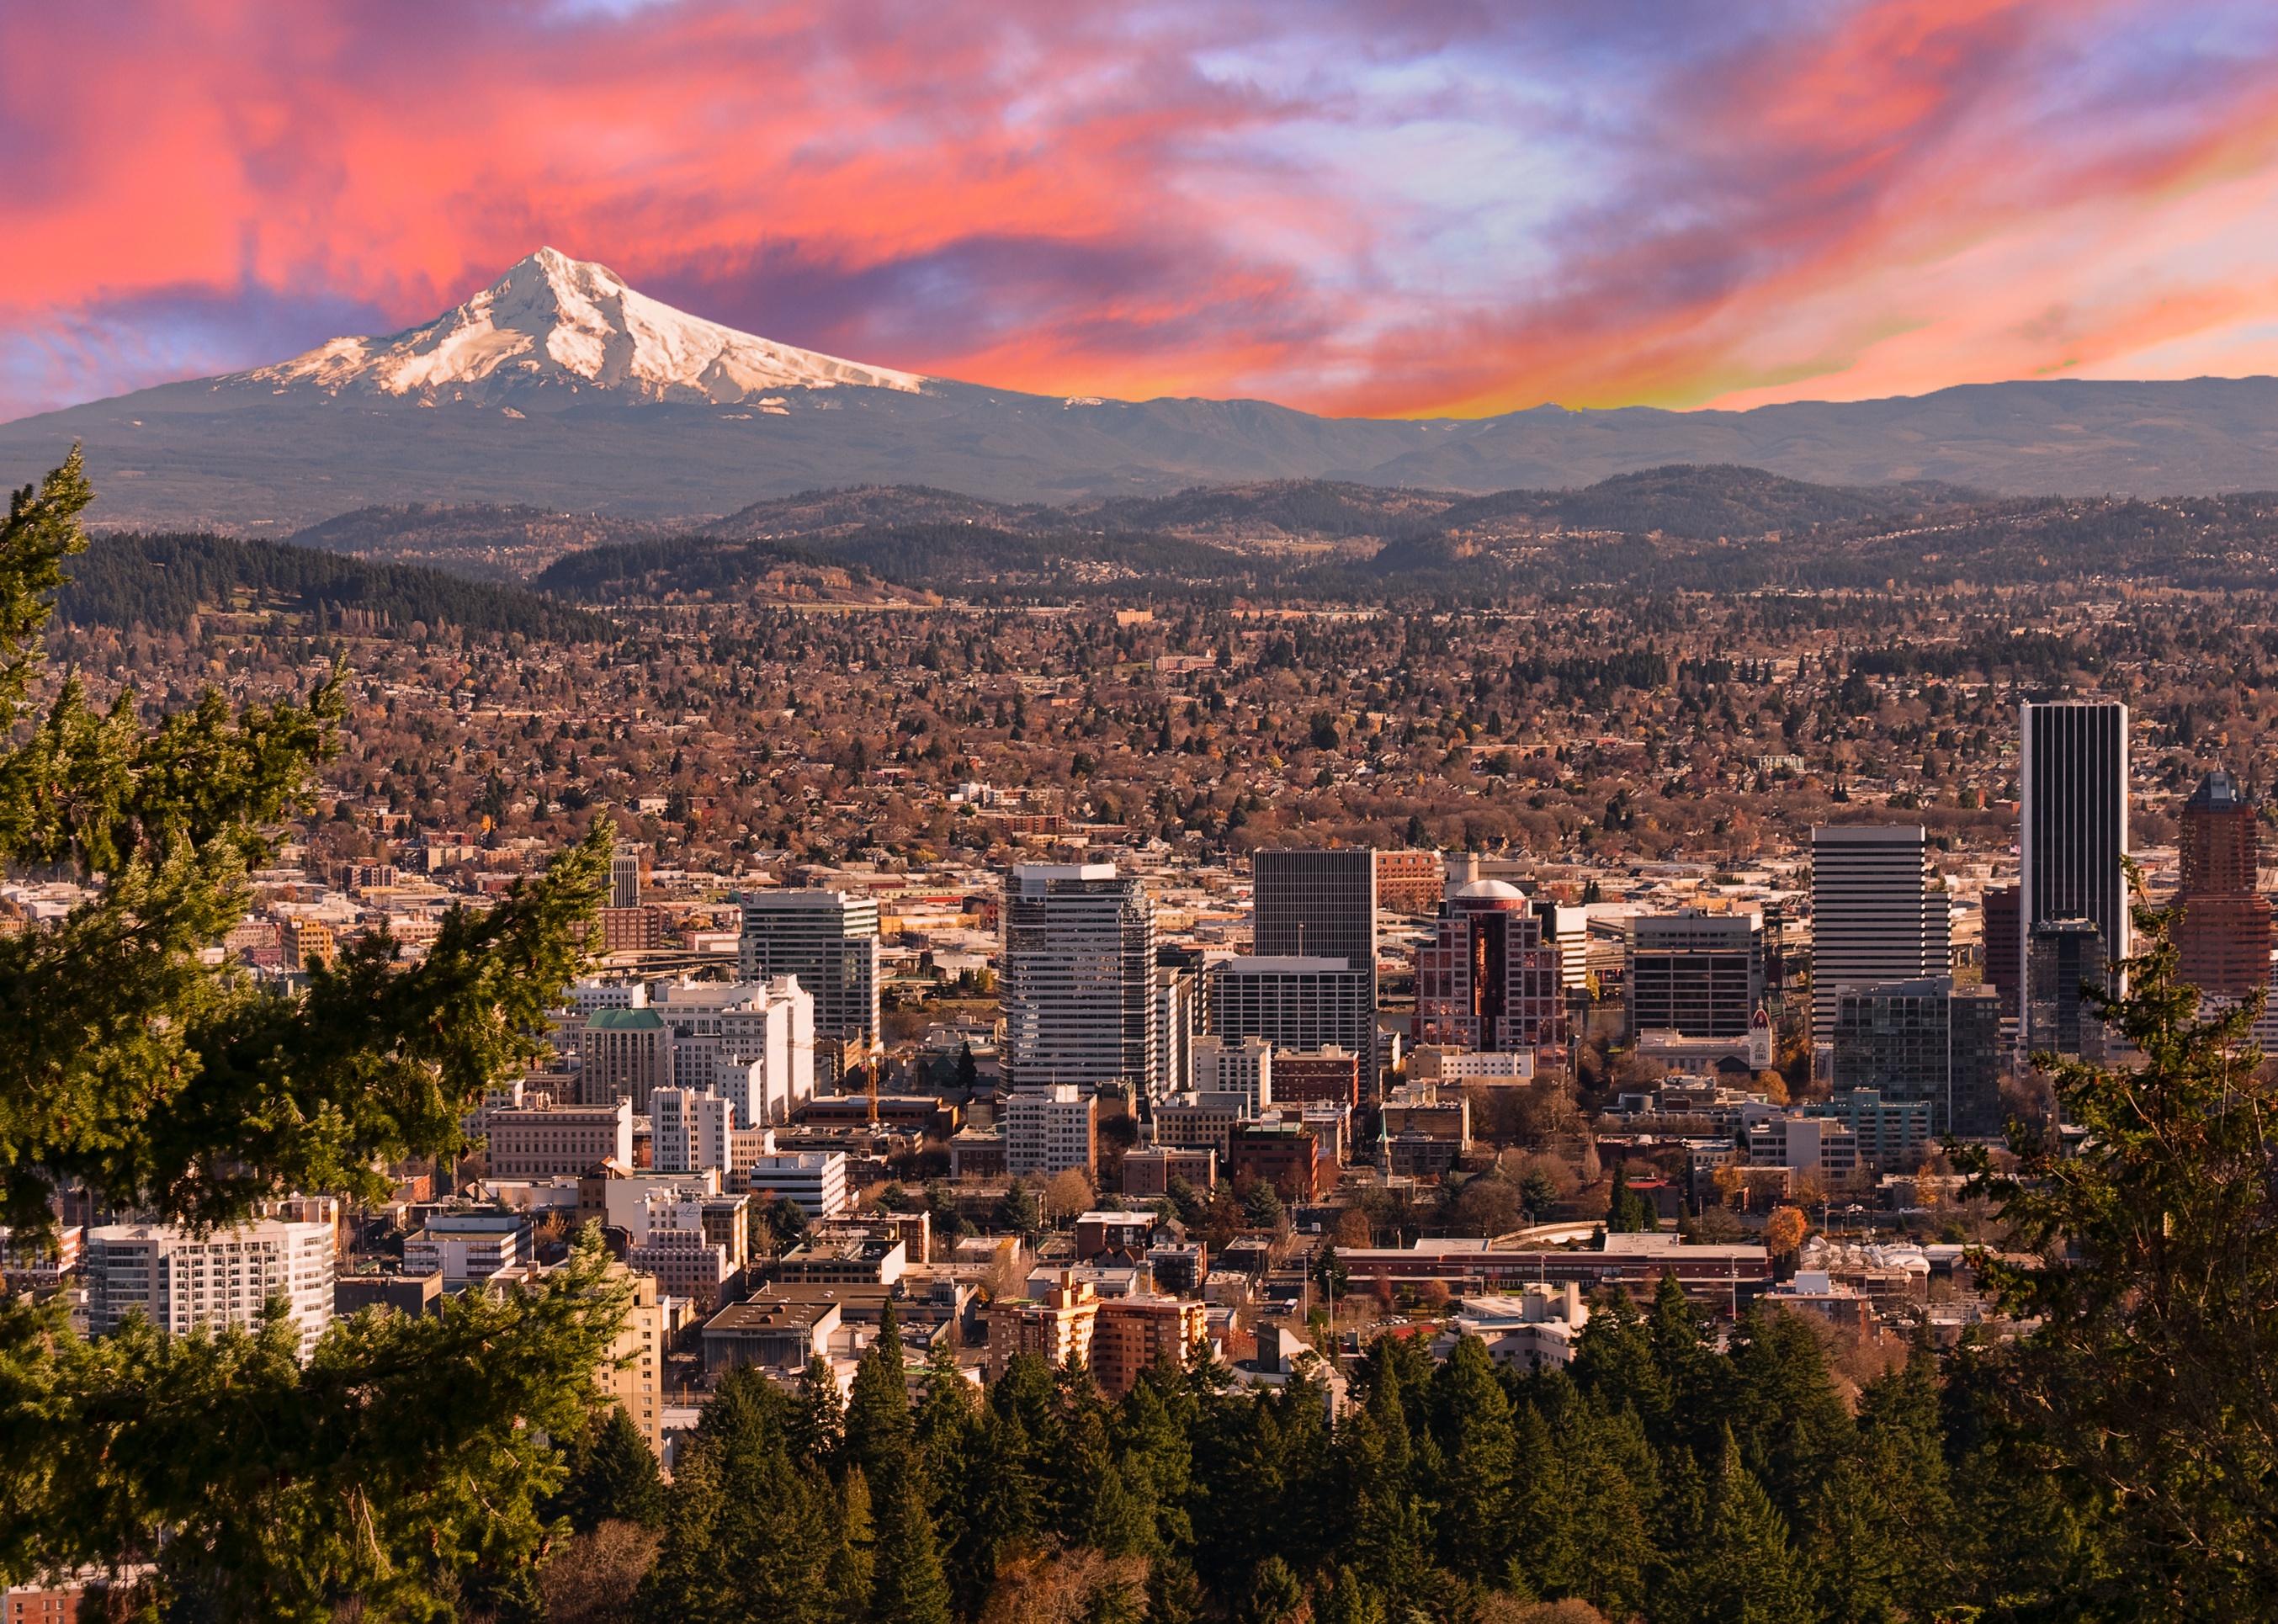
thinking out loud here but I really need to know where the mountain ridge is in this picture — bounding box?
[3,250,2275,526]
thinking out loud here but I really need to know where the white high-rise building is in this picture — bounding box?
[87,1197,339,1357]
[735,891,881,1073]
[1001,865,1158,1095]
[651,1087,736,1174]
[650,975,815,1122]
[1809,825,1951,1043]
[2020,700,2131,999]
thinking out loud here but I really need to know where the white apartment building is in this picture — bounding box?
[651,975,815,1124]
[1192,1033,1274,1112]
[651,1087,735,1175]
[1004,1083,1101,1178]
[403,1212,532,1288]
[87,1197,339,1357]
[738,1150,852,1219]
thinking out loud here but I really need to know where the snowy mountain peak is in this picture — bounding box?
[242,248,927,404]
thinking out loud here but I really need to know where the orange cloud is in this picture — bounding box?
[4,0,2278,421]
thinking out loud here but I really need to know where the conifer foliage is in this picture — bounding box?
[0,454,628,1618]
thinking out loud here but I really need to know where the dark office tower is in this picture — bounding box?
[2020,700,2130,998]
[1830,977,2005,1138]
[2174,768,2272,999]
[1983,884,2021,1020]
[2027,918,2106,1058]
[1252,848,1379,1092]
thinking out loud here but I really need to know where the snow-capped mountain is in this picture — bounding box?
[6,245,2276,531]
[238,247,927,405]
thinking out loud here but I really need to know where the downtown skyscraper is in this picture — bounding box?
[1809,824,1951,1045]
[2020,699,2131,1016]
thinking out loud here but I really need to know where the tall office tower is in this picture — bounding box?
[1625,910,1765,1040]
[1413,881,1566,1052]
[2020,699,2130,997]
[1982,884,2022,1020]
[2174,768,2272,999]
[735,890,881,1075]
[1830,977,2005,1138]
[1809,825,1951,1043]
[1001,864,1159,1095]
[1252,847,1380,1092]
[1154,948,1203,1105]
[1209,956,1375,1085]
[609,847,645,910]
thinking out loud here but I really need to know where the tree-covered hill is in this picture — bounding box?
[60,530,611,639]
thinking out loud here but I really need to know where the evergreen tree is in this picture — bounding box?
[555,1404,666,1532]
[1430,1335,1516,1584]
[787,1354,845,1474]
[1341,1356,1431,1600]
[1962,904,2278,1615]
[870,1457,953,1624]
[1548,1407,1654,1621]
[1315,1565,1387,1624]
[1645,1271,1728,1452]
[1665,1431,1815,1624]
[1240,1556,1309,1624]
[1723,1308,1850,1521]
[1567,1291,1671,1439]
[844,1302,911,1482]
[0,454,627,1617]
[824,1466,875,1619]
[645,1369,838,1624]
[948,1404,1040,1609]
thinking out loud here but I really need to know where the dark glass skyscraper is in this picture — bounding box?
[1251,847,1379,1091]
[2020,700,2129,1003]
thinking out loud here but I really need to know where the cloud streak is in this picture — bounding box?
[3,0,2277,421]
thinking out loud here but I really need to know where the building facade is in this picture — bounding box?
[650,1087,735,1175]
[1829,977,2003,1137]
[1003,1083,1102,1179]
[86,1197,338,1357]
[2020,699,2130,997]
[1209,956,1375,1094]
[1252,847,1379,1091]
[485,1097,635,1180]
[1624,910,1763,1040]
[2174,767,2272,1000]
[1809,824,1951,1043]
[1000,865,1157,1095]
[576,1007,672,1111]
[735,890,882,1070]
[1413,881,1567,1052]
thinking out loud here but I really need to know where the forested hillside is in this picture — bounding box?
[60,531,610,639]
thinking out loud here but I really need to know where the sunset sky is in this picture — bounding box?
[7,0,2278,423]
